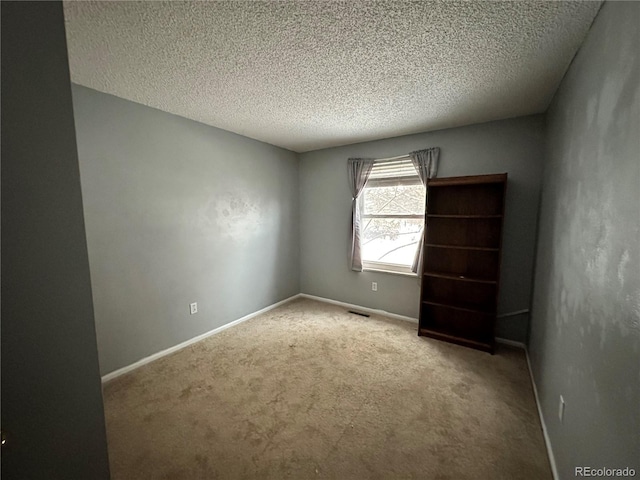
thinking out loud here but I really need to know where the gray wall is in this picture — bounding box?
[299,115,545,342]
[529,2,640,478]
[71,85,300,375]
[1,2,110,478]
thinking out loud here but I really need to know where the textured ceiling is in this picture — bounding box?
[64,1,601,153]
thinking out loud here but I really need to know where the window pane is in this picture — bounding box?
[361,218,423,266]
[363,184,426,215]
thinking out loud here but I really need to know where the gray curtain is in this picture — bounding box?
[410,148,440,273]
[348,157,375,271]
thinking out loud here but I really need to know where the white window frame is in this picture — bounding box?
[360,163,425,276]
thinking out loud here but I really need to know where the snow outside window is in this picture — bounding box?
[360,158,425,274]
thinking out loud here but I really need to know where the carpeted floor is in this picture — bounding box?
[102,298,552,479]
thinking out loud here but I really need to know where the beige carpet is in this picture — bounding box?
[102,298,552,479]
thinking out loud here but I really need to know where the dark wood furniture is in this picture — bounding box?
[418,173,507,353]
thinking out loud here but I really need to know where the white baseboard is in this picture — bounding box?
[299,293,419,324]
[495,337,527,349]
[101,294,301,383]
[100,294,526,382]
[525,348,559,480]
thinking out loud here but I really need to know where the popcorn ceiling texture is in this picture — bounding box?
[64,1,601,152]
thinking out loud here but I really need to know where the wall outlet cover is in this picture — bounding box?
[372,282,378,291]
[190,302,198,315]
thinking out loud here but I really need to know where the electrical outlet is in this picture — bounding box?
[372,282,378,292]
[190,302,198,315]
[558,395,565,423]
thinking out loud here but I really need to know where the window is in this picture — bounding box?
[360,158,426,274]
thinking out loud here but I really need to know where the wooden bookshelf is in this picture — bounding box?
[418,173,507,353]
